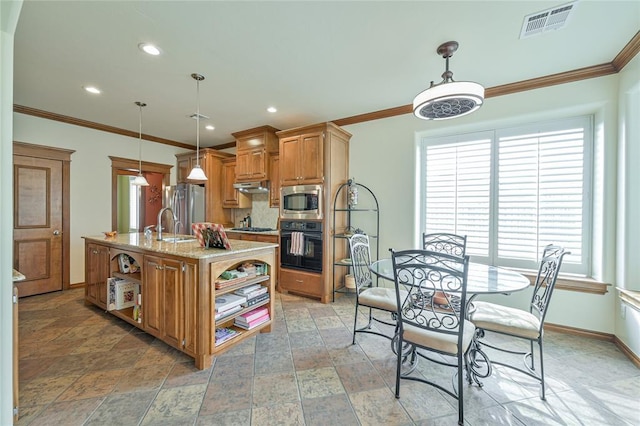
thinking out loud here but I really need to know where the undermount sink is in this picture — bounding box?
[161,236,196,243]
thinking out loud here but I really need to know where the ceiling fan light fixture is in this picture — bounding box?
[132,101,149,186]
[413,41,484,120]
[187,73,207,181]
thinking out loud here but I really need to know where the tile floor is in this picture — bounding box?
[15,287,640,426]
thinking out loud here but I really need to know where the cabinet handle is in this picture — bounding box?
[295,279,303,283]
[156,265,164,270]
[92,250,98,254]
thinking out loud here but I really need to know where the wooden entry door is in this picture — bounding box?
[13,142,73,297]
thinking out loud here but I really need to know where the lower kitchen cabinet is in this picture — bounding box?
[144,255,198,355]
[85,242,110,309]
[83,235,277,369]
[279,268,323,299]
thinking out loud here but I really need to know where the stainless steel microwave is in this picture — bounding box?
[280,184,323,220]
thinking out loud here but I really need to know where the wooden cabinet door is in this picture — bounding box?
[248,148,267,179]
[299,131,323,184]
[176,155,191,183]
[143,255,164,338]
[161,258,183,349]
[222,160,239,207]
[85,243,110,309]
[269,155,280,208]
[235,149,252,180]
[280,136,301,185]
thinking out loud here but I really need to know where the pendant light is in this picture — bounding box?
[132,101,149,186]
[413,41,484,120]
[186,73,207,181]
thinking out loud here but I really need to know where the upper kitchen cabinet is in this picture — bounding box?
[222,157,251,208]
[269,154,280,208]
[232,126,279,182]
[176,148,234,226]
[277,122,351,187]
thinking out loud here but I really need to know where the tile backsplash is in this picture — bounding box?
[233,193,279,229]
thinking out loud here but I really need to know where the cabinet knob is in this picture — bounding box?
[92,250,98,254]
[53,230,60,236]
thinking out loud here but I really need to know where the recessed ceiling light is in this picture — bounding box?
[139,43,161,56]
[205,125,215,130]
[267,106,277,113]
[83,86,101,94]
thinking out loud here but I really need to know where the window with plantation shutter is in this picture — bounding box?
[421,116,592,275]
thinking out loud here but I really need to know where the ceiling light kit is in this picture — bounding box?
[186,73,208,181]
[132,101,150,186]
[83,86,101,94]
[139,43,161,56]
[413,41,484,120]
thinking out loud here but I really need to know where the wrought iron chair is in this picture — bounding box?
[391,249,472,426]
[469,244,569,400]
[349,234,405,345]
[423,232,467,257]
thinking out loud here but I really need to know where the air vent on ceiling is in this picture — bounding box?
[520,1,577,39]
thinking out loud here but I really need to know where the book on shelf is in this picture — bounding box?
[237,306,269,323]
[215,293,247,313]
[215,276,247,289]
[235,286,267,300]
[214,304,242,321]
[242,292,270,308]
[234,283,262,295]
[215,327,240,344]
[234,313,270,330]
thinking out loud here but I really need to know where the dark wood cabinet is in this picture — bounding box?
[85,242,110,309]
[222,157,251,208]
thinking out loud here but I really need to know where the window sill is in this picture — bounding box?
[512,270,610,295]
[618,288,640,312]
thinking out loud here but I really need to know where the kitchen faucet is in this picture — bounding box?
[156,207,176,241]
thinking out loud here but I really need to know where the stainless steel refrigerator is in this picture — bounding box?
[164,183,206,235]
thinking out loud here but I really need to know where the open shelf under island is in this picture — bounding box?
[83,232,278,369]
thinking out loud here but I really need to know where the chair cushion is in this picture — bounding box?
[359,287,406,312]
[470,301,541,339]
[402,318,476,355]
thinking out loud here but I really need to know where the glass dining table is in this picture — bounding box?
[369,258,530,296]
[369,258,531,383]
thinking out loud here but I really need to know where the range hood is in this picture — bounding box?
[233,181,269,194]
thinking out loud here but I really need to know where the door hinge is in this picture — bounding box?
[182,263,186,272]
[13,294,18,304]
[182,339,186,347]
[13,406,19,416]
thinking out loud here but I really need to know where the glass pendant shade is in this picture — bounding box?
[187,73,207,181]
[132,101,149,186]
[132,173,149,186]
[187,164,207,180]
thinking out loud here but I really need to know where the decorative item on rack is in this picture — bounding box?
[132,101,149,186]
[413,41,484,120]
[187,73,208,181]
[347,178,358,208]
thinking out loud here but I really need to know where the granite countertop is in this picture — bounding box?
[13,269,26,282]
[83,233,278,260]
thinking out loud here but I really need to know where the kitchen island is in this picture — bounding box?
[83,232,277,369]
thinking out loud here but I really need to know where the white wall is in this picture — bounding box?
[344,74,623,334]
[13,113,190,284]
[615,53,640,354]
